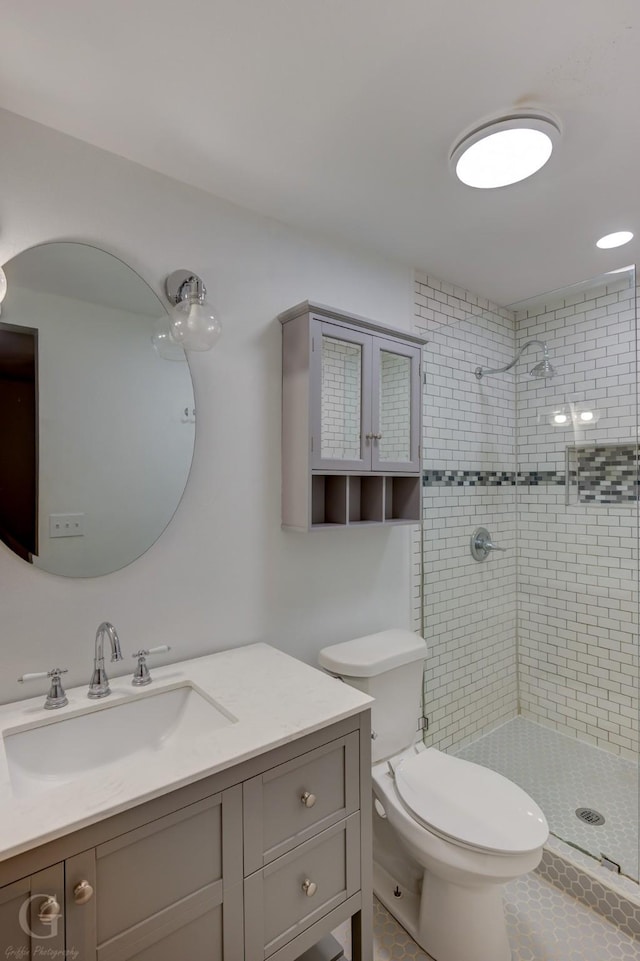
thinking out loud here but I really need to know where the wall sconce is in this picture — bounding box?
[0,267,7,316]
[165,270,222,352]
[151,316,187,362]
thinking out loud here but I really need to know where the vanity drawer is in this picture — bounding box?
[244,813,360,960]
[243,731,360,874]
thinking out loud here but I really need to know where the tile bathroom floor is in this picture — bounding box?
[334,877,640,961]
[456,716,638,881]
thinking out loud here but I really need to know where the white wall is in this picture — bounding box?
[0,108,414,705]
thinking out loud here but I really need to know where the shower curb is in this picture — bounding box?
[535,841,640,940]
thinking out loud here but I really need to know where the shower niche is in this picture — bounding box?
[279,301,425,530]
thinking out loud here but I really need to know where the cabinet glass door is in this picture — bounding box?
[371,340,421,472]
[311,321,372,470]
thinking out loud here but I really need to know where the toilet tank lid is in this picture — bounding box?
[318,630,427,677]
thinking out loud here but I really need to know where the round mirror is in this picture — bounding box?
[0,242,195,577]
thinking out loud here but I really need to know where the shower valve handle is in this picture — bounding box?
[470,528,506,562]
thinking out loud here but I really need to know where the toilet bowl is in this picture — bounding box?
[372,745,547,961]
[318,630,549,961]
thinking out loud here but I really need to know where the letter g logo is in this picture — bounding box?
[18,894,60,939]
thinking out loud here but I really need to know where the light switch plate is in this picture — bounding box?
[49,513,85,538]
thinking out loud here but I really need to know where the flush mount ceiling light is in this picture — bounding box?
[165,269,222,352]
[596,231,634,249]
[451,112,561,189]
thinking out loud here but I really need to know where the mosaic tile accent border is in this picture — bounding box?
[422,469,513,487]
[423,469,567,487]
[576,444,639,504]
[537,844,640,940]
[424,444,640,504]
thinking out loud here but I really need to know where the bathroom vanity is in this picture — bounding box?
[0,645,373,961]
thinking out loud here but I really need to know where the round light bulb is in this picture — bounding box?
[151,316,186,361]
[579,410,594,422]
[553,412,568,425]
[170,299,222,352]
[596,231,633,249]
[0,267,7,305]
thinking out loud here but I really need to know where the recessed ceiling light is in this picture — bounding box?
[450,112,561,189]
[596,231,634,249]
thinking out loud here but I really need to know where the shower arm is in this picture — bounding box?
[474,339,549,380]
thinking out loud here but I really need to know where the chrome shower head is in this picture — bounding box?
[474,339,555,381]
[529,356,556,379]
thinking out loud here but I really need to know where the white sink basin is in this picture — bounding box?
[3,684,236,798]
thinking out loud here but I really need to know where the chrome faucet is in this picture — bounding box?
[88,621,124,699]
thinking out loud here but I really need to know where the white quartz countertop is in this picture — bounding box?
[0,643,372,863]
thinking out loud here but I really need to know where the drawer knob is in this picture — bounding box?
[73,880,94,904]
[300,791,317,808]
[38,895,62,924]
[302,878,317,897]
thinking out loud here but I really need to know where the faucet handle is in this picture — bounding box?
[131,646,171,686]
[18,668,69,710]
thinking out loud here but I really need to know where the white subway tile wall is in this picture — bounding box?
[413,271,519,751]
[515,275,639,759]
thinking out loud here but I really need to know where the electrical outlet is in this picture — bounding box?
[49,513,85,538]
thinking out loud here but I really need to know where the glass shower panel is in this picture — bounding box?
[514,266,638,880]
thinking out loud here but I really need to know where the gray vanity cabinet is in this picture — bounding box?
[279,301,426,531]
[0,862,65,956]
[65,787,243,961]
[0,712,372,961]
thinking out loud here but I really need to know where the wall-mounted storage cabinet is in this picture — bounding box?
[279,302,425,531]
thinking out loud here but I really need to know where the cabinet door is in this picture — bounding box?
[310,320,372,471]
[65,786,243,961]
[0,863,65,958]
[371,337,422,472]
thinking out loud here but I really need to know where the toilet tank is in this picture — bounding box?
[318,630,427,763]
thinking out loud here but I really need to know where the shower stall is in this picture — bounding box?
[415,266,638,884]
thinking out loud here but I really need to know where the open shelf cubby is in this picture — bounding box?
[384,475,421,522]
[309,474,421,529]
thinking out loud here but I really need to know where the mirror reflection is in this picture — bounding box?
[0,242,195,577]
[379,350,412,463]
[320,334,362,460]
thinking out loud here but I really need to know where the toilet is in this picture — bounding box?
[318,630,548,961]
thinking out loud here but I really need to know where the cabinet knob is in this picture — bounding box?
[300,791,317,808]
[73,880,94,904]
[302,878,317,897]
[38,895,62,924]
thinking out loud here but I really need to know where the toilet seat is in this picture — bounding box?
[393,749,548,854]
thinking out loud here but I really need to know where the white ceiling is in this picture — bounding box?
[1,0,639,305]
